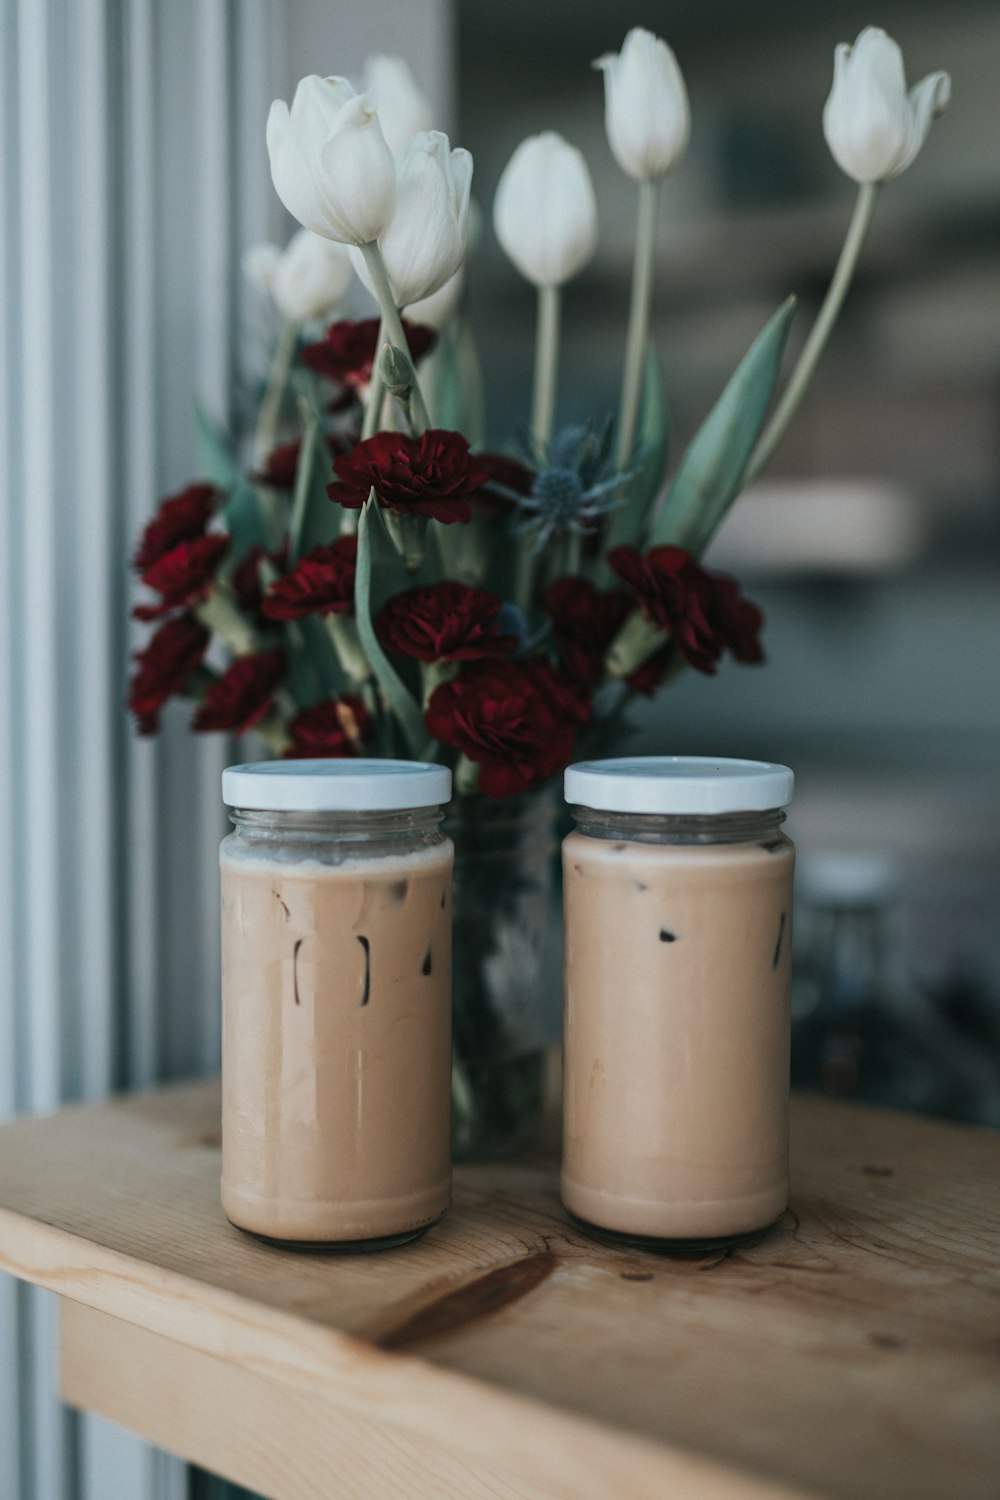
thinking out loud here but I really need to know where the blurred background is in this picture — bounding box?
[1,1,997,1497]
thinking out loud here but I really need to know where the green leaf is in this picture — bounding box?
[194,399,240,491]
[297,433,342,557]
[602,348,669,562]
[222,479,270,561]
[287,414,319,566]
[423,319,485,446]
[355,495,426,756]
[649,296,796,557]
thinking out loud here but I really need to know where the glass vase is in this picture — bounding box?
[446,787,559,1161]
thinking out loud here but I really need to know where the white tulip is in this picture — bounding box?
[266,75,397,245]
[823,28,951,183]
[269,229,353,323]
[350,131,473,309]
[407,265,465,328]
[360,54,434,157]
[493,133,597,288]
[242,242,281,294]
[594,28,690,181]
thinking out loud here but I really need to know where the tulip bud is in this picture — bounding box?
[594,28,690,182]
[266,75,397,246]
[350,131,473,309]
[823,28,951,184]
[360,54,434,157]
[242,242,282,294]
[269,229,353,323]
[493,133,598,288]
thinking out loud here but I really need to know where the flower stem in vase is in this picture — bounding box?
[253,320,300,467]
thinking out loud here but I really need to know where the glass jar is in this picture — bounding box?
[561,756,795,1253]
[220,759,453,1251]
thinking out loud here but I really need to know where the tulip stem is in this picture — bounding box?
[361,319,388,441]
[744,180,880,486]
[254,320,299,465]
[359,242,431,433]
[615,178,660,471]
[530,284,561,454]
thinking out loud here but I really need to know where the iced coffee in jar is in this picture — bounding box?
[562,756,795,1252]
[220,759,453,1251]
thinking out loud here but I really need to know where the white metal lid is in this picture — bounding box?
[222,759,452,812]
[564,756,794,815]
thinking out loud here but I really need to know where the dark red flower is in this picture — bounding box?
[542,576,633,688]
[133,483,216,571]
[261,537,357,621]
[708,575,766,664]
[469,452,535,520]
[376,582,517,664]
[284,696,373,758]
[232,543,289,620]
[192,649,286,734]
[425,658,582,798]
[329,430,489,525]
[133,533,230,620]
[301,318,436,388]
[253,439,304,490]
[625,645,674,697]
[128,615,209,735]
[609,544,764,676]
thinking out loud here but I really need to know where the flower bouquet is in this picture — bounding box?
[129,27,948,1157]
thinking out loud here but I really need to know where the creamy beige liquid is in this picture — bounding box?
[562,831,794,1242]
[221,838,453,1244]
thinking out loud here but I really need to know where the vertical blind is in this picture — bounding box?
[0,2,451,1496]
[0,1,279,1495]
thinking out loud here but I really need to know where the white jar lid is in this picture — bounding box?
[564,756,794,815]
[222,759,452,812]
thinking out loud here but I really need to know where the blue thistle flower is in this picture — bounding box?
[489,418,632,555]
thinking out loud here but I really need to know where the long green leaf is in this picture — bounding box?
[601,348,669,566]
[355,495,426,755]
[649,296,796,557]
[222,479,270,561]
[194,399,240,490]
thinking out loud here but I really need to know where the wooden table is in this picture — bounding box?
[0,1081,997,1500]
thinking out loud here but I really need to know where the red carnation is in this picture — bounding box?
[609,544,764,676]
[376,582,517,664]
[232,543,289,620]
[542,576,633,688]
[192,649,286,734]
[425,658,582,798]
[301,318,436,389]
[261,537,357,621]
[133,533,230,620]
[128,615,209,735]
[284,696,373,758]
[470,452,535,520]
[253,438,304,490]
[133,483,216,571]
[329,430,489,525]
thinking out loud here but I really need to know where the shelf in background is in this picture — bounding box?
[0,1081,998,1500]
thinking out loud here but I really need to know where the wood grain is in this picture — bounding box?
[2,1081,999,1500]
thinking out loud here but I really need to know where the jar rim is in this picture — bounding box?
[222,758,452,813]
[564,756,793,815]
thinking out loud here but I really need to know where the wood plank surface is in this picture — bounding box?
[1,1081,999,1500]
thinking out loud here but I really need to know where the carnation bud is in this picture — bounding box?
[380,341,414,400]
